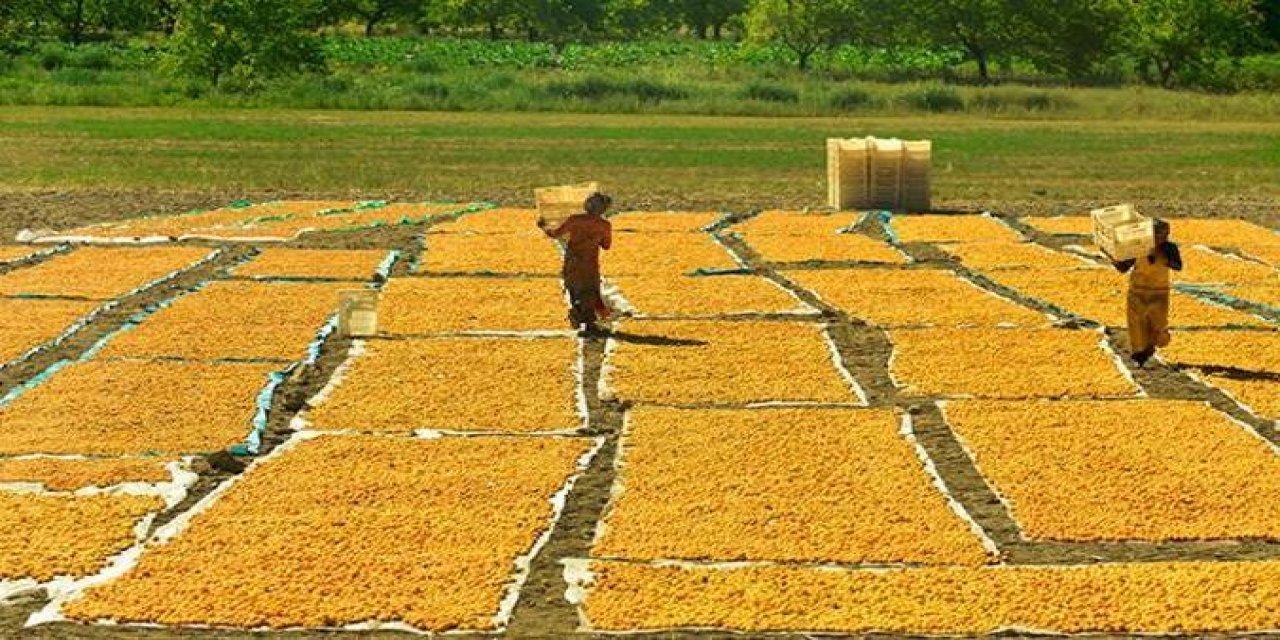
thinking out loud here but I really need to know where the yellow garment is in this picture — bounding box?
[1130,249,1172,292]
[1126,248,1173,353]
[1127,290,1170,353]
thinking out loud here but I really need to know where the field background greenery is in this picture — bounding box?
[0,1,1276,232]
[2,37,1280,120]
[1,107,1276,212]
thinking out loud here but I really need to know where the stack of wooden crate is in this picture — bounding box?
[827,137,931,212]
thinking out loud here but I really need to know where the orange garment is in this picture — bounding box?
[550,214,613,325]
[552,214,613,280]
[1120,244,1179,354]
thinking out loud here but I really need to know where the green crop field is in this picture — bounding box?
[1,106,1277,237]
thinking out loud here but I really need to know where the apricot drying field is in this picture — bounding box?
[1,201,1280,638]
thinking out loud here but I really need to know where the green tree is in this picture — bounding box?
[99,0,171,34]
[885,0,1026,83]
[329,0,420,36]
[169,0,324,87]
[0,1,30,49]
[1258,0,1280,48]
[40,0,102,43]
[1121,0,1261,87]
[678,0,746,39]
[513,0,605,42]
[437,0,522,39]
[606,0,673,37]
[1016,0,1129,81]
[745,0,856,70]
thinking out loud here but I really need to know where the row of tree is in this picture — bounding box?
[2,0,1277,88]
[752,0,1277,86]
[0,0,748,43]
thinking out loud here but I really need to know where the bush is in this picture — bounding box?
[899,85,965,112]
[739,81,798,102]
[543,75,688,103]
[828,86,876,111]
[73,45,114,71]
[321,72,356,93]
[409,78,450,99]
[401,55,443,75]
[970,89,1076,113]
[1022,91,1075,111]
[37,42,70,71]
[50,68,100,86]
[1238,54,1280,91]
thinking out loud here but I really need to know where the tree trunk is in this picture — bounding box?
[488,20,500,40]
[973,47,990,83]
[364,17,379,37]
[1157,58,1176,88]
[797,48,813,71]
[69,0,87,45]
[713,22,722,40]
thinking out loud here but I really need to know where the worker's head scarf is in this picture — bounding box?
[1153,218,1170,238]
[585,192,612,216]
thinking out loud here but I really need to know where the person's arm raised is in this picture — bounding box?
[1165,242,1183,271]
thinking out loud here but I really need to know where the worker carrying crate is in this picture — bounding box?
[1095,205,1183,367]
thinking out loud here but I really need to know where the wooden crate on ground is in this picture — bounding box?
[826,139,869,210]
[827,137,930,212]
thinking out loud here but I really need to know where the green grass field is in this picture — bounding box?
[1,107,1277,224]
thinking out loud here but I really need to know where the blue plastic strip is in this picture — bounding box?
[877,211,899,244]
[375,250,400,280]
[231,365,295,456]
[305,316,339,366]
[0,358,74,409]
[838,211,872,235]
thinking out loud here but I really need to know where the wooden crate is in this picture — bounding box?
[827,138,869,210]
[1091,204,1154,261]
[901,140,932,212]
[535,182,600,229]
